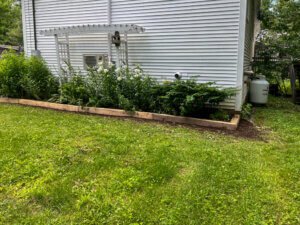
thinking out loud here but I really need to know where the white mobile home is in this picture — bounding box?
[21,0,260,111]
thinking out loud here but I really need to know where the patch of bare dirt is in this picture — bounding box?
[187,119,265,141]
[222,119,264,140]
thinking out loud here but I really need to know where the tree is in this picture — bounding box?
[0,0,22,45]
[260,0,300,60]
[254,0,300,94]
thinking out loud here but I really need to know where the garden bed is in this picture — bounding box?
[0,97,240,130]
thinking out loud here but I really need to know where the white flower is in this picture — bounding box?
[130,77,134,80]
[134,74,140,78]
[108,62,114,69]
[97,66,104,73]
[98,61,103,66]
[117,76,122,81]
[134,68,141,74]
[116,67,121,73]
[103,69,109,74]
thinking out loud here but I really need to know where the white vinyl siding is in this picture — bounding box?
[22,0,108,73]
[112,0,240,87]
[22,0,256,110]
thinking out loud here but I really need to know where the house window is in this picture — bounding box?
[83,54,108,70]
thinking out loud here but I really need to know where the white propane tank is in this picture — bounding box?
[250,75,270,104]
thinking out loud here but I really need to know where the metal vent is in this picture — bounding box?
[84,55,98,68]
[83,54,108,70]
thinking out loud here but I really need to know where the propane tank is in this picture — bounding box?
[250,75,270,104]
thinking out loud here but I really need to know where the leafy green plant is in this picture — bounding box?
[254,0,300,95]
[60,75,89,106]
[0,50,26,98]
[241,103,253,120]
[85,64,157,111]
[86,63,119,108]
[0,51,59,100]
[152,80,235,117]
[0,52,236,120]
[56,63,235,119]
[0,0,23,45]
[209,110,231,122]
[21,56,59,100]
[115,66,157,111]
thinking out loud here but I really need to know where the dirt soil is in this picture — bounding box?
[192,119,265,141]
[126,117,264,141]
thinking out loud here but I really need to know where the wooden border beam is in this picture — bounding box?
[0,98,240,130]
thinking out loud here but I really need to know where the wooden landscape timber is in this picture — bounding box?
[0,98,240,130]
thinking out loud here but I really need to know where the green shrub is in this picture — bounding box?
[22,56,59,100]
[0,51,58,100]
[86,63,119,108]
[85,64,157,111]
[0,51,26,98]
[241,103,253,120]
[209,109,231,122]
[60,75,89,106]
[152,80,235,117]
[59,63,235,118]
[115,66,157,111]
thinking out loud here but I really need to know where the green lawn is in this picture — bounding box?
[0,97,299,225]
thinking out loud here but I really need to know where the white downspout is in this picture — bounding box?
[107,0,112,62]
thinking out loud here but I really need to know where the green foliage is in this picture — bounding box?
[85,64,157,111]
[0,97,299,224]
[255,0,300,94]
[115,66,157,111]
[0,51,58,99]
[60,75,89,106]
[0,0,22,45]
[153,80,235,116]
[22,56,59,100]
[0,52,234,119]
[60,64,235,118]
[0,50,26,97]
[209,109,231,122]
[86,64,119,108]
[260,0,300,59]
[241,103,253,120]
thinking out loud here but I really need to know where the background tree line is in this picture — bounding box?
[0,0,22,46]
[260,0,299,59]
[254,0,300,94]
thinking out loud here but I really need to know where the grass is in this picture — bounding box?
[0,97,299,225]
[280,79,300,96]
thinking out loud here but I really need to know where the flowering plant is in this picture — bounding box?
[81,63,156,111]
[116,65,157,111]
[58,63,234,117]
